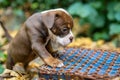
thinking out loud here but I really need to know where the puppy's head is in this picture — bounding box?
[41,8,74,46]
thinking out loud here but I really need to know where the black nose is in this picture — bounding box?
[69,36,73,42]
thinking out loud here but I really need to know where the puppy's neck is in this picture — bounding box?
[48,29,64,51]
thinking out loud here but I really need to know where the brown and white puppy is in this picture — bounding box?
[6,8,74,70]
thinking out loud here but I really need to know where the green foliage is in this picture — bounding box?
[68,0,120,40]
[14,9,24,17]
[68,2,98,18]
[0,64,4,74]
[107,2,120,22]
[0,51,6,74]
[109,23,120,35]
[0,0,120,41]
[0,51,6,62]
[93,32,109,41]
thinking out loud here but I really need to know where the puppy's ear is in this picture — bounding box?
[25,13,42,28]
[41,12,57,29]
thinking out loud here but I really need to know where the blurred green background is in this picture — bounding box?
[0,0,120,40]
[0,0,120,74]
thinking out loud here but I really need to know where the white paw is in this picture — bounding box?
[57,62,64,67]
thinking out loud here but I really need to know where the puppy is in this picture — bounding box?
[6,8,74,70]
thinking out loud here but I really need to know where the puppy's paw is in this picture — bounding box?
[55,59,64,67]
[52,53,60,58]
[57,50,64,57]
[52,50,63,58]
[44,57,64,67]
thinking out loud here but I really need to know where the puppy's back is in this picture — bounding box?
[6,24,32,69]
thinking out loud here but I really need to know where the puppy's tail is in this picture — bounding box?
[0,21,12,42]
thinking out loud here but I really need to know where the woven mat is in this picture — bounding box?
[38,48,120,80]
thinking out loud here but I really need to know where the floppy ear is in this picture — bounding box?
[41,12,55,29]
[25,13,42,28]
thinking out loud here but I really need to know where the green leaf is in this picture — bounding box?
[79,4,91,18]
[115,12,120,21]
[79,4,97,18]
[95,16,105,27]
[16,0,24,5]
[88,16,95,24]
[68,2,83,16]
[0,0,4,3]
[0,51,4,56]
[90,1,102,9]
[93,32,109,41]
[79,18,87,25]
[114,3,120,12]
[88,15,105,28]
[0,0,8,6]
[0,51,6,62]
[107,2,117,11]
[14,9,24,17]
[109,23,120,35]
[31,3,39,9]
[0,65,4,74]
[107,11,115,21]
[68,3,98,19]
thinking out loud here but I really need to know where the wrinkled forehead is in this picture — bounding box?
[41,8,73,29]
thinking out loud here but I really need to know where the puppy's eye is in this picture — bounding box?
[62,28,68,32]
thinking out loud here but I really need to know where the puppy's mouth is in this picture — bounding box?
[57,37,73,47]
[56,31,74,46]
[49,29,74,47]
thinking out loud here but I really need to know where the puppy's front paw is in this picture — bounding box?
[55,59,64,67]
[44,57,64,67]
[52,50,63,58]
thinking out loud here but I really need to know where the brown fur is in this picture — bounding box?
[5,9,73,70]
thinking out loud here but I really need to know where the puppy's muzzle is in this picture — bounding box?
[69,36,73,42]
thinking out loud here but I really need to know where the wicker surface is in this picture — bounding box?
[38,48,120,80]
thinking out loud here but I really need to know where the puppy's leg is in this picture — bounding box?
[27,28,64,67]
[46,40,63,58]
[23,52,37,70]
[54,50,64,58]
[46,40,60,58]
[44,56,63,67]
[6,54,15,70]
[32,44,64,67]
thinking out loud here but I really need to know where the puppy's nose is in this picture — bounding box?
[69,36,73,42]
